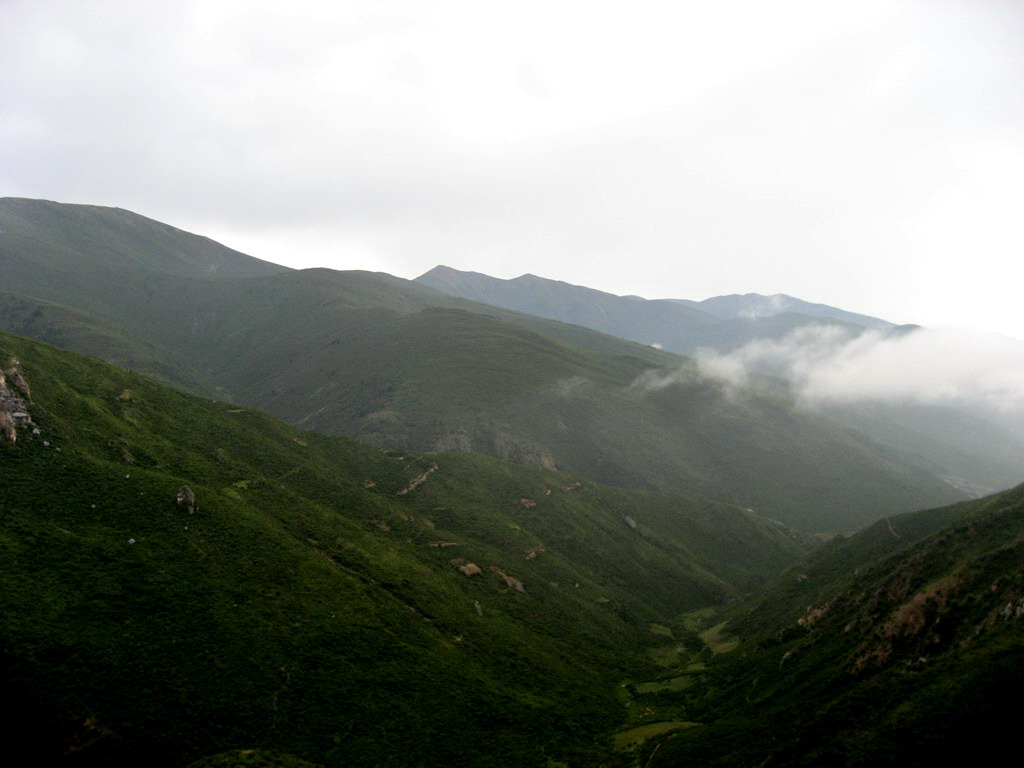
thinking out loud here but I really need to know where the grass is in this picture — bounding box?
[644,484,1024,767]
[0,328,814,767]
[698,621,739,655]
[611,721,699,750]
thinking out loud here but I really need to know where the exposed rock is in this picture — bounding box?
[396,462,439,495]
[176,485,197,514]
[0,411,15,443]
[5,358,31,400]
[0,359,34,442]
[490,565,526,593]
[798,601,832,628]
[458,562,483,577]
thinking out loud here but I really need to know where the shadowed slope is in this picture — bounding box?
[0,328,812,767]
[0,199,965,531]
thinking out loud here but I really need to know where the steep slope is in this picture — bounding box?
[0,199,965,531]
[0,197,287,282]
[821,400,1024,495]
[0,328,813,767]
[639,485,1024,766]
[417,265,1024,498]
[0,196,289,391]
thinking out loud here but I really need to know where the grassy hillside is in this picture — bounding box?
[0,198,965,531]
[0,197,287,281]
[419,265,1024,498]
[632,486,1024,766]
[0,329,812,767]
[822,400,1024,495]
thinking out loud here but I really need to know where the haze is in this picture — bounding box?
[2,0,1022,335]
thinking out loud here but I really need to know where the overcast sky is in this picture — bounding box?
[3,0,1023,336]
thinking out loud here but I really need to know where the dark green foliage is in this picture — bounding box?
[186,751,325,768]
[644,486,1024,766]
[0,329,812,767]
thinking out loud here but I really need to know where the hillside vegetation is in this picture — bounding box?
[0,328,811,767]
[627,485,1024,766]
[416,265,1024,497]
[0,197,964,531]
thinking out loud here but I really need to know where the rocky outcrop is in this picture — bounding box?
[0,358,33,443]
[396,462,439,495]
[451,558,483,577]
[176,485,197,514]
[6,360,31,400]
[490,565,526,593]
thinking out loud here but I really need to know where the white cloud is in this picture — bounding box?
[696,325,1024,412]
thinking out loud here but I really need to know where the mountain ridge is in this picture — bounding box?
[415,264,887,354]
[0,198,967,531]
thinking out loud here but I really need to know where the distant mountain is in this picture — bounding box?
[672,291,894,329]
[0,328,814,767]
[415,265,881,355]
[0,198,966,531]
[417,265,1024,498]
[644,483,1024,766]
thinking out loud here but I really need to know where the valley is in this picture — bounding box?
[1,198,1022,767]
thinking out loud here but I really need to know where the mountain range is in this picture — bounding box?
[2,196,1023,767]
[417,264,1024,496]
[0,198,971,532]
[415,265,895,356]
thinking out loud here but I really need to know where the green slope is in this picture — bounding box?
[822,399,1024,495]
[0,198,964,531]
[0,329,812,767]
[419,265,1024,498]
[638,485,1024,767]
[0,197,287,281]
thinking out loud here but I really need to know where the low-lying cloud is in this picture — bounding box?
[696,325,1024,412]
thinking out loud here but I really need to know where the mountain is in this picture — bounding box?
[0,198,966,531]
[417,264,1024,498]
[0,328,813,767]
[627,484,1024,766]
[415,265,883,355]
[672,291,893,329]
[820,400,1024,496]
[0,197,288,281]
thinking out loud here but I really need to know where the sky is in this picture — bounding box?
[3,0,1023,337]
